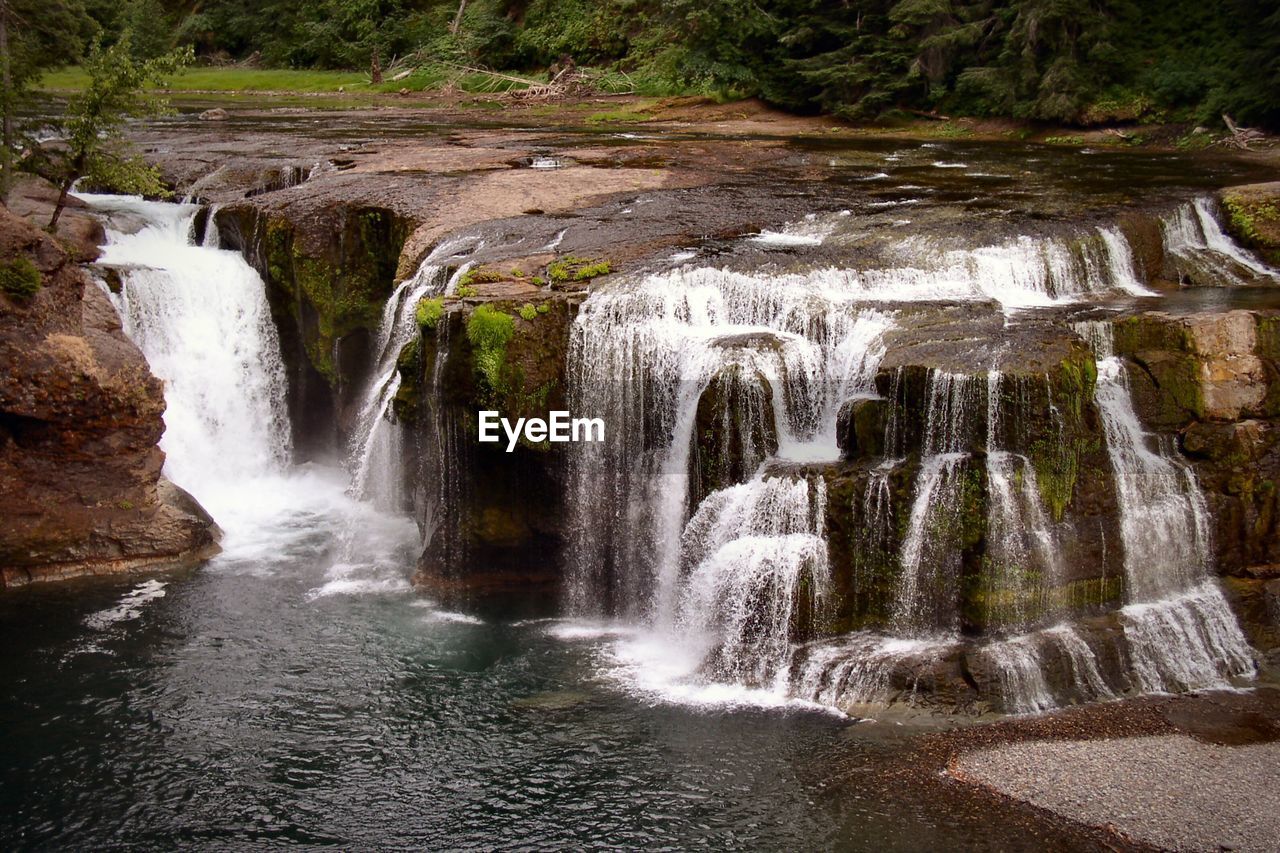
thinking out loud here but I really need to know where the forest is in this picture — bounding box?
[7,1,1280,128]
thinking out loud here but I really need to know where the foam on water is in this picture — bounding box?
[84,580,168,630]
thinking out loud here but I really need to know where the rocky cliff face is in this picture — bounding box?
[0,208,219,588]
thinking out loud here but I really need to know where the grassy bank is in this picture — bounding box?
[38,65,552,96]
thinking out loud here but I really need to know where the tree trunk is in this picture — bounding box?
[371,46,383,84]
[48,177,74,232]
[0,0,12,206]
[450,0,469,36]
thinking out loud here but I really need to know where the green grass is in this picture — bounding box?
[39,64,542,96]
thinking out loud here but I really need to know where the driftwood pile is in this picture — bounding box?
[1220,114,1270,150]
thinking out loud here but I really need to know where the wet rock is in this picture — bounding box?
[690,364,778,508]
[216,203,411,456]
[836,397,888,459]
[1113,309,1279,429]
[0,209,219,587]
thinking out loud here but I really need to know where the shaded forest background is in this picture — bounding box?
[10,0,1280,128]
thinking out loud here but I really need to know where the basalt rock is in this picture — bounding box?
[407,296,579,599]
[0,209,219,588]
[216,202,412,457]
[689,364,778,509]
[815,316,1121,638]
[836,397,888,460]
[1108,308,1280,579]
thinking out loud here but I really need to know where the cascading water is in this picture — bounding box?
[347,238,478,510]
[81,193,419,597]
[564,262,893,701]
[890,371,982,635]
[86,194,291,509]
[1162,196,1280,284]
[565,265,894,619]
[560,205,1249,714]
[1079,322,1255,691]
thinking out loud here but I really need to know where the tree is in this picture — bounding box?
[0,0,96,203]
[46,34,191,230]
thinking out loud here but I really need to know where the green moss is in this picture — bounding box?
[466,304,516,397]
[518,303,538,321]
[457,285,478,298]
[391,337,423,422]
[1223,195,1277,244]
[0,257,41,300]
[260,212,402,387]
[416,297,444,329]
[531,276,547,287]
[536,302,550,315]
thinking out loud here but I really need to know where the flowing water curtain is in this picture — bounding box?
[564,265,894,620]
[674,475,831,688]
[91,196,292,500]
[347,238,480,510]
[1161,196,1280,285]
[1081,321,1255,692]
[890,370,985,637]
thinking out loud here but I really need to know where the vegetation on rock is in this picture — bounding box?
[416,296,445,329]
[0,256,41,299]
[465,303,515,397]
[40,35,191,229]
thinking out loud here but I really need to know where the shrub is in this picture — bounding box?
[0,258,42,300]
[518,303,538,321]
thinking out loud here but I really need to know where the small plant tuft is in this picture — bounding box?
[518,303,538,321]
[0,258,42,300]
[466,304,515,394]
[415,297,444,329]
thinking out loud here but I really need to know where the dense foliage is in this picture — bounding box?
[6,0,1280,128]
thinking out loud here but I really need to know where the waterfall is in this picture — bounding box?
[347,238,478,509]
[982,371,1066,631]
[81,193,420,598]
[676,475,829,688]
[83,194,291,511]
[564,262,892,698]
[890,371,983,635]
[978,635,1056,715]
[1082,322,1255,691]
[1162,196,1280,283]
[558,198,1267,715]
[565,265,893,617]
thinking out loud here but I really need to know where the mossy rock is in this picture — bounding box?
[252,206,410,387]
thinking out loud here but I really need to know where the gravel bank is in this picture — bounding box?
[954,734,1280,852]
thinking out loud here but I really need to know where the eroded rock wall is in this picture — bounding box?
[0,209,219,588]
